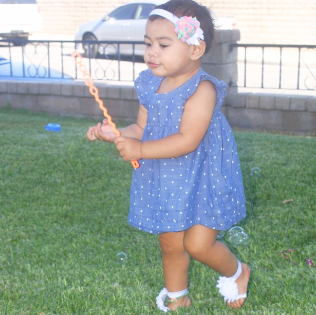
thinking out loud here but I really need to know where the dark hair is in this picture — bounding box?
[148,0,214,53]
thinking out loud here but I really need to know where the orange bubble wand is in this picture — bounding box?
[71,51,140,169]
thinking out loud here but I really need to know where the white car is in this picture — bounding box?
[0,0,42,41]
[74,0,167,57]
[74,0,236,58]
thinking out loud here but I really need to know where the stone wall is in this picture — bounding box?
[1,79,315,135]
[36,0,316,44]
[225,92,316,135]
[0,80,139,122]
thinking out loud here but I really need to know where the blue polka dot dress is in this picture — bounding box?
[128,69,246,234]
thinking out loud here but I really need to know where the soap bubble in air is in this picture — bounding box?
[216,230,226,240]
[226,226,249,246]
[250,167,261,177]
[116,252,128,263]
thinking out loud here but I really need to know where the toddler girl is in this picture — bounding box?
[87,0,250,311]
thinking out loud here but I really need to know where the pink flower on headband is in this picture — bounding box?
[175,16,200,43]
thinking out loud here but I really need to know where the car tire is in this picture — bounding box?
[83,33,98,58]
[11,36,29,46]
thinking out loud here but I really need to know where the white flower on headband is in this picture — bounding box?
[149,9,204,46]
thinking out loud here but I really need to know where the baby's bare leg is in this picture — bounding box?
[159,232,191,310]
[184,225,250,309]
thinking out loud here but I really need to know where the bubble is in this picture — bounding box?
[250,167,261,177]
[226,226,249,246]
[116,252,128,263]
[216,230,226,239]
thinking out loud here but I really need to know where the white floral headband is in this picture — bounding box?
[149,9,204,46]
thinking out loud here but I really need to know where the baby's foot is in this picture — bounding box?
[226,263,250,309]
[167,295,191,311]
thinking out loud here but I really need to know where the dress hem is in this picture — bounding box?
[127,214,246,235]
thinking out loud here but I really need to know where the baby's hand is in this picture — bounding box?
[86,119,117,143]
[114,136,142,161]
[87,125,98,141]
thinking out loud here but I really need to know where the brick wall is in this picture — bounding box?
[36,0,316,44]
[205,0,316,44]
[37,0,127,36]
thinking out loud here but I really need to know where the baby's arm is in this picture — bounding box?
[115,81,216,161]
[87,104,147,142]
[119,104,147,139]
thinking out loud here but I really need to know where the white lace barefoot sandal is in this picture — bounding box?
[216,260,247,303]
[156,287,189,313]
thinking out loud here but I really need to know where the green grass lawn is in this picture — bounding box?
[0,108,315,315]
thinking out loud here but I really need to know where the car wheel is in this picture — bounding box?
[11,36,29,46]
[83,33,98,58]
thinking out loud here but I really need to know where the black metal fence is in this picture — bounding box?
[1,39,315,91]
[231,43,316,91]
[0,39,147,82]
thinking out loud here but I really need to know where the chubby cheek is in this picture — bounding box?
[143,45,151,59]
[143,53,149,64]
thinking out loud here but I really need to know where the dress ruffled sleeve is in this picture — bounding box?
[182,71,228,109]
[134,69,153,109]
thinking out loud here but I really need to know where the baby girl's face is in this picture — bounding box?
[144,18,194,78]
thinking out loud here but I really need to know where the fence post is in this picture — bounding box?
[201,29,240,110]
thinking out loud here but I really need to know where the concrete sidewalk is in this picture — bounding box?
[29,33,75,41]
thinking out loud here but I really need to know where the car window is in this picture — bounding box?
[136,4,156,19]
[108,4,138,20]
